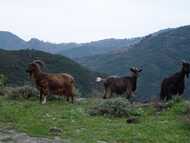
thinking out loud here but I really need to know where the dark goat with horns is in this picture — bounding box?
[160,60,190,101]
[96,67,142,99]
[26,60,75,104]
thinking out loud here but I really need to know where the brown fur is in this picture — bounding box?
[26,60,75,104]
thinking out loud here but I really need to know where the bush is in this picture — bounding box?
[4,86,39,100]
[167,96,183,106]
[184,104,190,115]
[181,103,190,125]
[0,74,7,87]
[153,96,183,112]
[88,98,144,117]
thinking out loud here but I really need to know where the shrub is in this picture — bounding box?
[88,98,143,117]
[0,74,7,87]
[167,96,183,106]
[154,96,183,112]
[5,86,39,100]
[184,104,190,115]
[181,103,190,125]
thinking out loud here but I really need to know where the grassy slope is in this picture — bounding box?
[0,97,189,143]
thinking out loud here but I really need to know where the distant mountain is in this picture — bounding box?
[77,25,190,100]
[0,31,26,50]
[0,31,80,53]
[0,49,100,96]
[62,38,142,58]
[0,31,142,58]
[27,38,80,53]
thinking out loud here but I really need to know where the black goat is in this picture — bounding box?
[96,67,142,99]
[160,60,190,101]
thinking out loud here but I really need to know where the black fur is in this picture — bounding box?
[99,67,142,99]
[160,61,190,101]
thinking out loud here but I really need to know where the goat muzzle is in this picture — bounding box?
[26,70,33,80]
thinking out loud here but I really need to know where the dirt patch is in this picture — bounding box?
[0,128,64,143]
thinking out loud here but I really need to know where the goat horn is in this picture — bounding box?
[182,60,187,63]
[32,60,45,68]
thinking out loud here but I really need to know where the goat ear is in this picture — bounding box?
[182,60,187,64]
[130,68,135,72]
[138,69,143,72]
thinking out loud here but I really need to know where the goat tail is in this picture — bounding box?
[96,77,105,82]
[71,79,76,96]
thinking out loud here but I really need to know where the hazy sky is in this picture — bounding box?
[0,0,190,43]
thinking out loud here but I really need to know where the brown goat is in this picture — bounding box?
[160,60,190,101]
[26,60,75,104]
[96,67,142,99]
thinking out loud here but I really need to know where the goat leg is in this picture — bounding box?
[42,95,47,104]
[126,88,132,99]
[71,95,74,104]
[66,96,69,102]
[40,90,43,104]
[42,88,48,104]
[103,88,107,99]
[166,95,172,101]
[106,87,112,98]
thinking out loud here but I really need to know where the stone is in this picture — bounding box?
[126,116,138,124]
[49,127,63,135]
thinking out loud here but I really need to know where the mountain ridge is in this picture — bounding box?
[0,31,142,56]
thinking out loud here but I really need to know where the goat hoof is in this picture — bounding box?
[42,101,46,104]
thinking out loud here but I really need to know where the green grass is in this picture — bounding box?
[0,96,189,143]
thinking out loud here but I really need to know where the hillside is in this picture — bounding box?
[0,49,99,96]
[77,25,190,100]
[0,31,141,58]
[0,96,189,143]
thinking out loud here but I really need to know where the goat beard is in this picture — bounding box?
[28,72,35,80]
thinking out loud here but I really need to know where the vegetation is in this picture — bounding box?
[3,86,38,100]
[88,97,143,117]
[0,74,6,87]
[0,49,100,96]
[0,95,189,143]
[77,25,190,100]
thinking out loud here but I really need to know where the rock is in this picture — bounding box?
[0,128,64,143]
[49,127,63,135]
[97,140,107,143]
[126,116,138,124]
